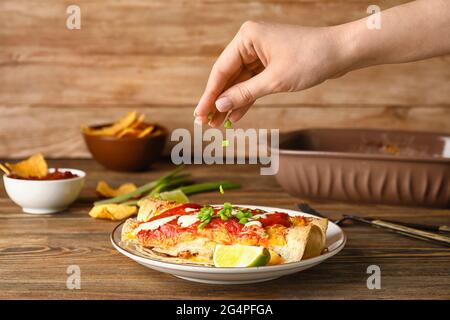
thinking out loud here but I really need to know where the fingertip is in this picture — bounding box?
[194,116,208,125]
[194,103,205,117]
[194,93,212,116]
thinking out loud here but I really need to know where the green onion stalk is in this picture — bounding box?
[179,181,240,195]
[122,181,241,207]
[149,174,191,197]
[94,165,185,206]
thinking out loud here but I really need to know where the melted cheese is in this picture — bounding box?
[135,215,179,233]
[177,215,199,228]
[289,212,307,217]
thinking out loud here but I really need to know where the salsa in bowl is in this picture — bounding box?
[3,168,85,214]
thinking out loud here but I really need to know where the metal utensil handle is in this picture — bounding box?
[373,220,450,246]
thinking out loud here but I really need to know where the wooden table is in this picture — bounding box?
[1,159,449,299]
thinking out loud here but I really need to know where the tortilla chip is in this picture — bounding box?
[152,129,162,136]
[6,153,48,178]
[81,111,160,140]
[116,128,139,138]
[89,204,137,221]
[137,125,155,138]
[80,125,94,135]
[96,181,137,198]
[130,114,146,129]
[83,111,137,136]
[0,163,11,175]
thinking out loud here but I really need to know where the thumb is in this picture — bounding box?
[214,70,272,113]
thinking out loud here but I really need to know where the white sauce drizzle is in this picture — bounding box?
[244,220,263,228]
[252,213,268,219]
[135,215,179,233]
[177,215,199,228]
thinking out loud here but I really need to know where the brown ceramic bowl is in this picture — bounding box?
[82,123,168,172]
[275,129,450,208]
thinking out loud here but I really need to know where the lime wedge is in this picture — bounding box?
[158,189,189,203]
[213,244,270,267]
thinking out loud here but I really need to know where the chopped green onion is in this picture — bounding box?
[224,119,232,129]
[197,205,215,229]
[207,112,214,121]
[217,202,233,221]
[235,209,253,224]
[239,218,249,224]
[197,206,214,221]
[198,220,209,230]
[195,202,255,228]
[222,140,229,148]
[219,184,224,194]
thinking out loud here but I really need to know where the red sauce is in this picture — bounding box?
[8,169,79,180]
[144,222,197,243]
[207,216,244,234]
[259,212,291,228]
[137,206,201,244]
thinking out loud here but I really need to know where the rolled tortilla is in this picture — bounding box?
[122,200,328,266]
[271,218,328,263]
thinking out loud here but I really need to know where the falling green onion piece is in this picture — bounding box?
[224,119,232,129]
[222,140,229,148]
[219,184,224,194]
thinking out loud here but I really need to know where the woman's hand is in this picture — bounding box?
[193,21,352,127]
[194,0,450,127]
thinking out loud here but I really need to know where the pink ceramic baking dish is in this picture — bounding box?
[275,129,450,207]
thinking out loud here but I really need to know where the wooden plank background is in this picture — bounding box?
[0,0,449,158]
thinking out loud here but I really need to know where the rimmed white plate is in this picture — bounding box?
[111,205,346,284]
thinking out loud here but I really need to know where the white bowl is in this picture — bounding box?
[112,205,346,284]
[3,168,85,214]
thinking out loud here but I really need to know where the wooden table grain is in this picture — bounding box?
[0,159,449,300]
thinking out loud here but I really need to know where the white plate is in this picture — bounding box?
[111,205,346,284]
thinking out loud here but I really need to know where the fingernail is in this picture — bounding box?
[215,97,233,112]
